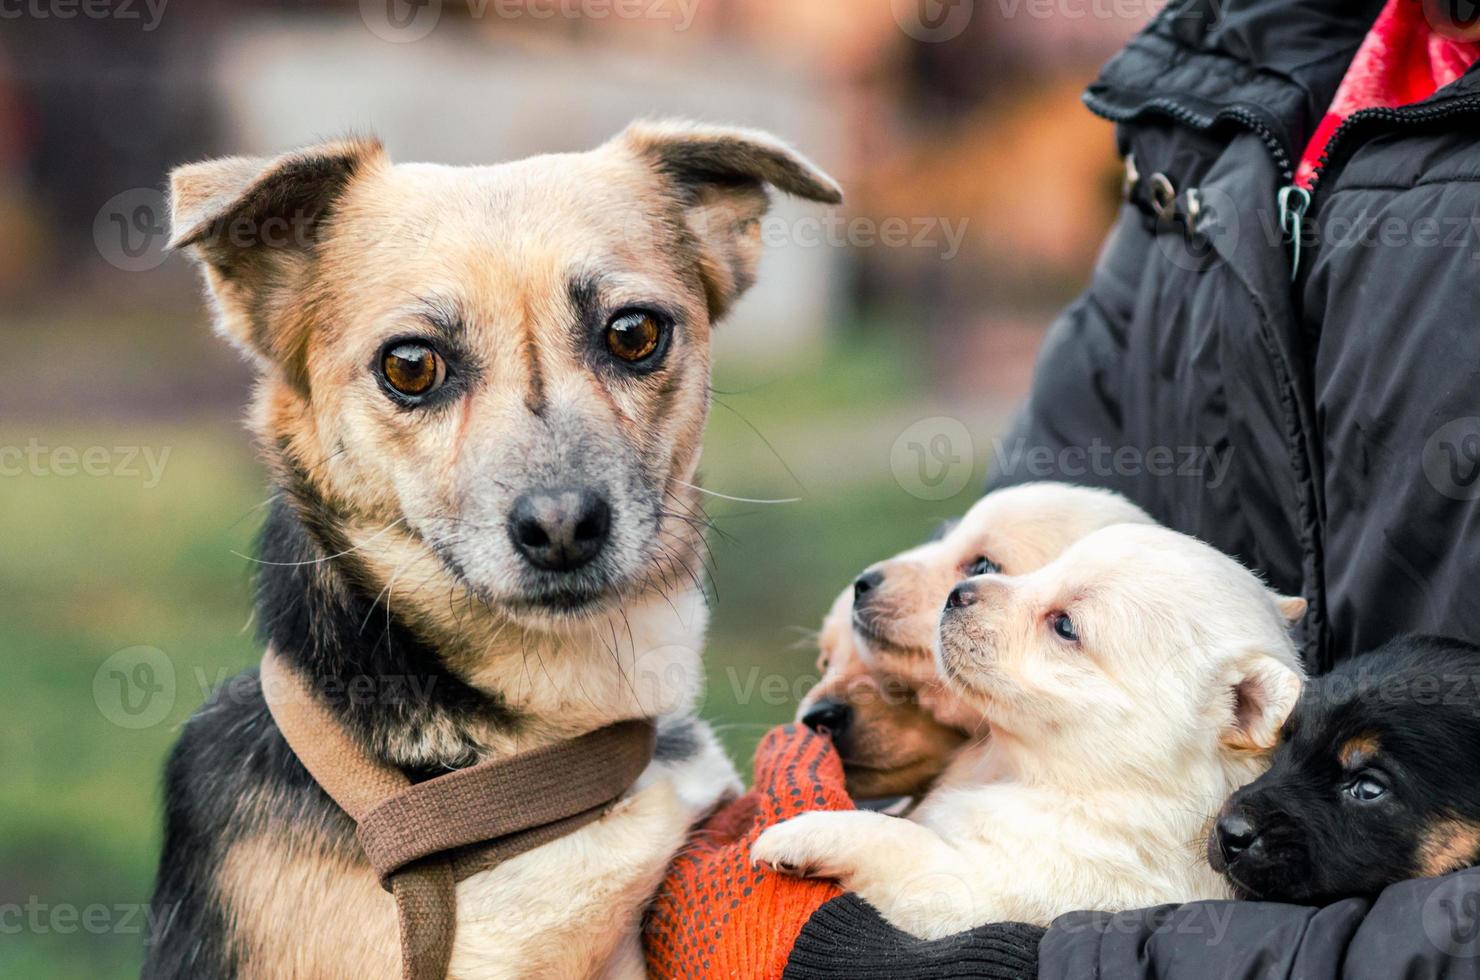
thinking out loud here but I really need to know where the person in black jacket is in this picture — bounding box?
[781,0,1480,976]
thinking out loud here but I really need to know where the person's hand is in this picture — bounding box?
[645,724,852,979]
[783,893,1045,980]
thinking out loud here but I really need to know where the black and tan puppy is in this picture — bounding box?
[147,122,840,978]
[798,587,967,800]
[1212,634,1480,904]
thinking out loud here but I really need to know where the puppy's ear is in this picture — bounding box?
[619,119,842,320]
[168,137,386,373]
[1222,654,1304,752]
[1273,594,1308,626]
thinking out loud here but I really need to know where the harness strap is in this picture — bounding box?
[259,649,657,980]
[357,718,655,883]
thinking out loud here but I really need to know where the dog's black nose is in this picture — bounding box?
[801,698,852,737]
[853,570,884,605]
[945,582,978,609]
[509,487,611,572]
[1216,810,1260,862]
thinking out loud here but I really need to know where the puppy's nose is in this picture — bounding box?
[801,698,852,737]
[945,582,978,609]
[1216,810,1260,863]
[508,487,611,572]
[853,570,884,606]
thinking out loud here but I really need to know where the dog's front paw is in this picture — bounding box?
[751,811,853,882]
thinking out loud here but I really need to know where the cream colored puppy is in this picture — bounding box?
[847,483,1156,733]
[755,524,1306,937]
[803,483,1155,797]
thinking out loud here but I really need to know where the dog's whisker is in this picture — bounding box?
[671,478,800,506]
[709,394,807,491]
[653,542,710,606]
[234,516,408,567]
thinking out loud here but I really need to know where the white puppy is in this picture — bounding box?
[754,524,1306,937]
[810,483,1156,798]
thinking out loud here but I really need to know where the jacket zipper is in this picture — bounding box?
[1277,186,1312,282]
[1279,95,1480,280]
[1083,96,1297,184]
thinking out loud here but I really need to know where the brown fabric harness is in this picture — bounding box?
[259,650,657,980]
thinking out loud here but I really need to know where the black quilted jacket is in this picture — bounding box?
[787,1,1480,975]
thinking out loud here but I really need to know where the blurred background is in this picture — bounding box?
[0,0,1150,975]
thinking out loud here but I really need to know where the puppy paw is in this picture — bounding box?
[751,811,853,882]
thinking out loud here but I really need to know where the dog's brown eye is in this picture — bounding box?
[605,311,664,364]
[381,343,445,399]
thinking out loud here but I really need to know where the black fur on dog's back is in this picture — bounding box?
[1214,634,1480,904]
[142,496,519,978]
[144,669,347,978]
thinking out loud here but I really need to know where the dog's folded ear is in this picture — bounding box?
[619,119,842,320]
[168,137,387,373]
[1273,593,1308,626]
[1222,653,1304,752]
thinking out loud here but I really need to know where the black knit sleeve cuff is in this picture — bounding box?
[783,893,1045,980]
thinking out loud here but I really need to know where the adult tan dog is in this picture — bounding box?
[145,121,840,979]
[756,524,1306,937]
[799,483,1154,799]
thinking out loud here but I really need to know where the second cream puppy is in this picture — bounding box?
[757,524,1307,937]
[800,483,1155,798]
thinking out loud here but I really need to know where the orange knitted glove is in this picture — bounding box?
[645,724,854,979]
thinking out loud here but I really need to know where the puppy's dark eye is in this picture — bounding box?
[1344,774,1388,802]
[965,555,1001,577]
[605,311,666,365]
[380,342,446,400]
[1050,612,1078,642]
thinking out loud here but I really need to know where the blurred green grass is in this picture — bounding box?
[0,332,998,978]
